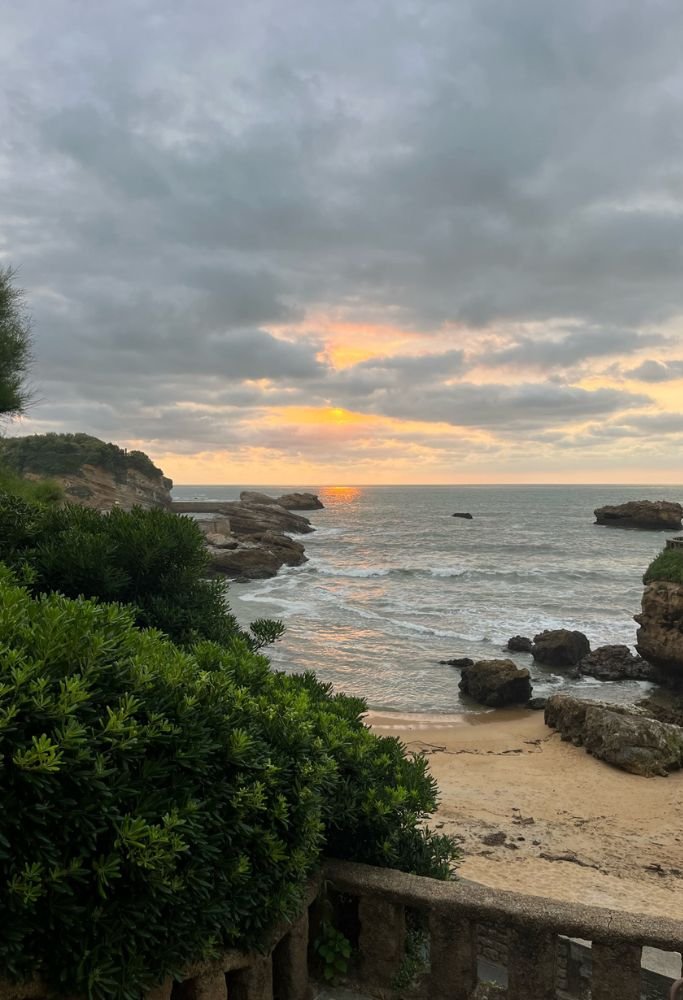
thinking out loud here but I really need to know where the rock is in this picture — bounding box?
[204,532,238,550]
[440,657,474,667]
[481,831,507,846]
[239,490,282,506]
[528,697,547,710]
[459,659,533,708]
[578,644,656,682]
[532,629,590,668]
[545,693,683,776]
[635,579,683,682]
[452,512,473,519]
[594,500,683,530]
[208,532,306,581]
[507,635,533,653]
[277,492,324,510]
[172,500,314,536]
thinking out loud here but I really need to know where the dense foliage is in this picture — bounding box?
[0,433,168,484]
[0,267,32,418]
[0,574,458,999]
[0,495,242,647]
[644,548,683,585]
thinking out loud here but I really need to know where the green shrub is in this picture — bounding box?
[0,575,458,999]
[0,496,243,647]
[0,573,333,999]
[0,433,168,485]
[644,548,683,585]
[0,464,62,505]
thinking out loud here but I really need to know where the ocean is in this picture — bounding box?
[172,484,682,714]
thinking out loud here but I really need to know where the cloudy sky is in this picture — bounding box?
[3,0,683,484]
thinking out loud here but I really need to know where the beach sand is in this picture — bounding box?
[367,709,683,920]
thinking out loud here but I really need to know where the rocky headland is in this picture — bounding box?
[171,490,324,581]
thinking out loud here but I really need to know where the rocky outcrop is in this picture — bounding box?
[30,463,172,510]
[452,512,473,519]
[239,490,324,510]
[532,629,590,668]
[440,656,474,667]
[507,635,533,653]
[577,644,656,682]
[545,693,683,776]
[594,500,683,530]
[635,579,683,682]
[459,659,532,707]
[183,500,315,582]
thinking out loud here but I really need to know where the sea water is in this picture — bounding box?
[172,484,682,713]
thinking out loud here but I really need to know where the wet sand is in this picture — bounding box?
[367,709,683,919]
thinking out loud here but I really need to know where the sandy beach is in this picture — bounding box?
[368,709,683,919]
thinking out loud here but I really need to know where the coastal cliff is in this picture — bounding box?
[635,546,683,684]
[0,433,172,510]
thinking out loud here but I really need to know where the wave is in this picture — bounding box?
[306,560,611,583]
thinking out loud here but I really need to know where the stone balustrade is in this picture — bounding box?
[324,859,683,1000]
[1,861,681,1000]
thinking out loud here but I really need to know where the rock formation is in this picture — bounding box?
[577,644,656,682]
[594,500,683,530]
[452,512,473,519]
[459,659,532,707]
[239,490,324,510]
[440,656,474,667]
[507,635,533,653]
[635,579,683,682]
[532,629,590,668]
[545,693,683,776]
[174,499,317,582]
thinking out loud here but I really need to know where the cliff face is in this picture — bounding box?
[31,463,173,510]
[635,580,683,683]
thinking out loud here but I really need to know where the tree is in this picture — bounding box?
[0,266,33,418]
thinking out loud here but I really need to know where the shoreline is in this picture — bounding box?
[369,709,683,920]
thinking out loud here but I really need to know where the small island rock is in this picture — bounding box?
[532,629,590,668]
[578,644,656,682]
[459,659,533,707]
[452,512,473,519]
[594,500,682,530]
[507,635,533,653]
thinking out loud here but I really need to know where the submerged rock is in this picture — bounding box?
[440,656,474,668]
[578,644,655,682]
[507,635,533,653]
[459,659,532,708]
[594,500,683,530]
[545,693,683,776]
[452,512,473,519]
[532,629,590,668]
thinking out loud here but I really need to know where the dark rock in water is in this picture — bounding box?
[452,512,473,519]
[459,659,533,707]
[440,657,474,668]
[578,644,656,682]
[532,629,590,668]
[545,693,683,776]
[507,635,533,653]
[277,491,324,510]
[528,697,547,710]
[594,499,682,530]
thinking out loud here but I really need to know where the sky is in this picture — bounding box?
[2,0,683,485]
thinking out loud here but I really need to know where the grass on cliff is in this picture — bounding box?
[0,463,62,504]
[644,548,683,585]
[0,432,167,484]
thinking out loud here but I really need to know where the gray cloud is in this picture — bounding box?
[3,0,683,472]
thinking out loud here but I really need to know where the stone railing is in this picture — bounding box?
[2,862,681,1000]
[324,859,683,1000]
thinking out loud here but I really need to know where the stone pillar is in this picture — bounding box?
[145,978,174,1000]
[272,909,310,1000]
[591,941,641,1000]
[181,971,228,1000]
[229,955,273,1000]
[428,912,478,1000]
[358,896,406,990]
[507,926,557,1000]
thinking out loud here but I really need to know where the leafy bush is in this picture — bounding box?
[0,266,33,418]
[0,433,168,485]
[0,575,458,999]
[0,496,243,647]
[644,548,683,585]
[0,573,333,998]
